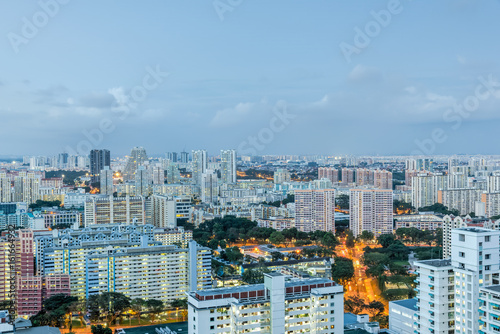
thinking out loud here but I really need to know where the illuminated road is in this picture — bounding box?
[336,240,388,315]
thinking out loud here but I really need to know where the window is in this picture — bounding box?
[459,234,465,242]
[486,265,491,271]
[210,326,214,330]
[459,252,465,258]
[210,317,214,322]
[486,236,491,242]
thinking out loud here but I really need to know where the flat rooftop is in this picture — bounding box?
[415,259,451,267]
[390,298,417,310]
[481,285,500,293]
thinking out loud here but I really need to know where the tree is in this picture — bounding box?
[366,300,385,316]
[345,231,355,248]
[358,230,374,242]
[146,299,164,323]
[130,298,146,324]
[344,296,366,314]
[320,232,338,248]
[220,246,243,263]
[271,251,284,261]
[331,257,354,282]
[269,231,285,245]
[30,294,78,328]
[336,194,349,210]
[170,299,188,309]
[378,234,396,248]
[88,292,131,325]
[91,325,112,334]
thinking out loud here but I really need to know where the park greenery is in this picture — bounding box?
[45,170,89,185]
[193,216,339,249]
[336,194,349,210]
[361,234,416,301]
[264,194,295,207]
[29,200,62,210]
[418,203,459,216]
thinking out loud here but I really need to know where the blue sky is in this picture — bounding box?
[0,0,499,156]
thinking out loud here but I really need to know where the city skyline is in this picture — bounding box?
[1,1,500,156]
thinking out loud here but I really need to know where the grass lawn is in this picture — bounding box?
[392,260,410,267]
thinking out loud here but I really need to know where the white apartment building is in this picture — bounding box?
[481,192,500,218]
[187,273,344,334]
[220,149,237,184]
[192,150,208,191]
[201,170,219,204]
[45,238,211,303]
[412,172,448,209]
[414,259,454,334]
[388,298,417,334]
[150,194,177,228]
[0,172,11,202]
[451,228,500,334]
[438,188,482,216]
[349,189,393,238]
[84,196,147,226]
[14,171,41,204]
[295,189,335,233]
[100,166,114,195]
[479,285,500,334]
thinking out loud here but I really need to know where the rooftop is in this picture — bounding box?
[390,298,417,310]
[415,259,451,268]
[481,285,500,293]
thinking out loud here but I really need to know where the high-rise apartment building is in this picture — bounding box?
[150,194,177,228]
[166,152,178,163]
[13,171,40,204]
[318,167,339,184]
[350,189,393,237]
[123,147,148,181]
[135,166,151,196]
[295,189,335,232]
[44,236,211,304]
[166,163,181,184]
[414,259,454,334]
[220,149,237,184]
[341,168,355,185]
[192,150,208,191]
[187,273,344,334]
[152,166,165,185]
[411,172,448,209]
[451,228,500,334]
[180,151,189,164]
[374,169,393,190]
[479,285,500,334]
[0,172,11,202]
[438,188,482,216]
[274,168,291,185]
[100,166,114,195]
[201,170,218,204]
[89,149,110,183]
[356,168,374,186]
[84,196,147,226]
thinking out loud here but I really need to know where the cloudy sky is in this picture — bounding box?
[1,0,500,157]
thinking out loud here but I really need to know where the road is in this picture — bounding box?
[336,240,388,315]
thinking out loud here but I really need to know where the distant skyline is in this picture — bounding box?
[1,1,500,156]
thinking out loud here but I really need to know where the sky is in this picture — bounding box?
[0,0,500,157]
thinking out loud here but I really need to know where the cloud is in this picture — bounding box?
[348,65,382,83]
[79,92,115,108]
[209,101,267,128]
